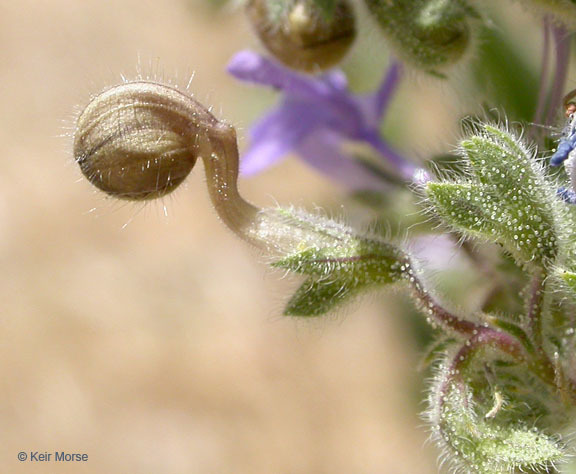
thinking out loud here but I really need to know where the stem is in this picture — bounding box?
[544,23,572,127]
[409,272,557,385]
[438,329,556,409]
[200,123,262,247]
[440,337,481,385]
[201,125,350,255]
[435,333,519,419]
[527,270,545,348]
[435,340,476,415]
[409,273,479,335]
[533,16,552,132]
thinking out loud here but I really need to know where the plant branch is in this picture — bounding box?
[526,270,545,348]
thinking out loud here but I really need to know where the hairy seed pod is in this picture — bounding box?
[75,80,263,247]
[74,81,219,200]
[245,0,356,72]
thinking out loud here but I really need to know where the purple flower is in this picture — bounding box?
[558,186,576,204]
[227,50,427,190]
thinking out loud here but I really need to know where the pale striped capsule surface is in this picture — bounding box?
[74,81,218,200]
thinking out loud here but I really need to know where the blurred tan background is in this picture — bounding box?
[0,0,541,472]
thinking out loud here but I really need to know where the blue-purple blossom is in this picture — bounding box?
[227,50,427,190]
[558,186,576,204]
[550,99,576,167]
[550,122,576,166]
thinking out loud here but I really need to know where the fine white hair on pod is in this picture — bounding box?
[74,81,219,200]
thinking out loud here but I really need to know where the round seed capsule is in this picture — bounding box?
[245,0,356,72]
[74,81,218,200]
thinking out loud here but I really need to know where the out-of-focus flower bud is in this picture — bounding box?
[245,0,356,72]
[364,0,477,75]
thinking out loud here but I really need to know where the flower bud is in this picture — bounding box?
[245,0,356,72]
[77,80,397,259]
[74,81,218,200]
[364,0,476,75]
[74,81,263,246]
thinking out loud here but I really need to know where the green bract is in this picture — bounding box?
[266,207,410,316]
[431,378,564,474]
[363,0,478,75]
[427,124,564,268]
[422,123,576,471]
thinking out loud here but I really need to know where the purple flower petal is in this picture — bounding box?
[322,69,348,92]
[373,60,402,120]
[359,130,422,182]
[228,51,363,135]
[355,60,402,128]
[240,101,325,175]
[297,130,386,191]
[229,50,425,187]
[227,50,334,100]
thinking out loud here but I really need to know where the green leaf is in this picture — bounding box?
[459,125,560,266]
[561,269,576,291]
[433,381,565,473]
[556,268,576,303]
[272,239,407,280]
[426,180,552,269]
[284,277,360,316]
[426,181,507,240]
[271,220,411,316]
[486,316,535,356]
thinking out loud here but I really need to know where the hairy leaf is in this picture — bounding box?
[426,181,507,240]
[284,277,360,316]
[431,380,564,473]
[453,125,559,266]
[270,209,411,316]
